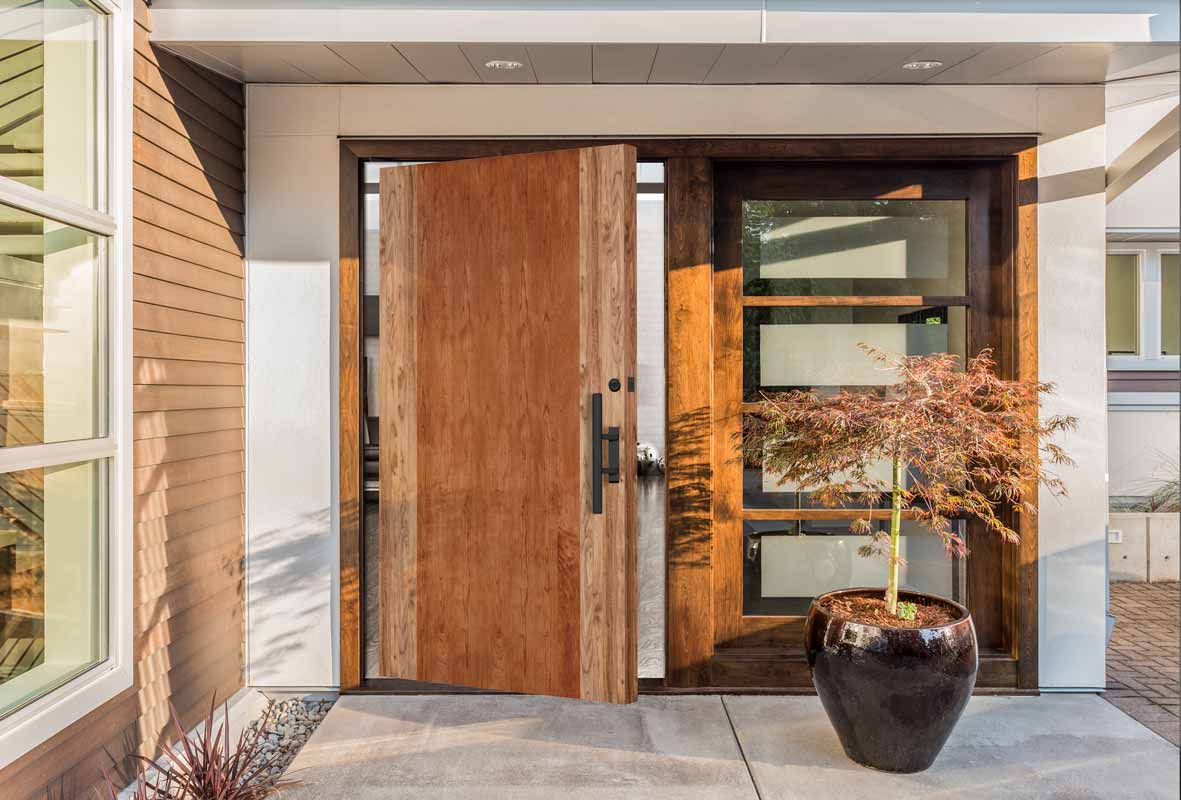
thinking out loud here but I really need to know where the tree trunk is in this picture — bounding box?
[885,457,903,615]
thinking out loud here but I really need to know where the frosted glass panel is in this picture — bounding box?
[742,200,966,296]
[743,306,966,401]
[760,322,947,387]
[1106,253,1139,355]
[743,519,966,616]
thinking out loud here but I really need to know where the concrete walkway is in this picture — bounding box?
[279,693,1180,799]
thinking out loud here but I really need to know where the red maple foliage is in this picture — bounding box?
[743,345,1077,617]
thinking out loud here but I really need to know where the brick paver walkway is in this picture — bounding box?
[1105,581,1180,746]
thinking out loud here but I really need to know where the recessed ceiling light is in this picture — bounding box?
[485,59,524,71]
[902,60,944,71]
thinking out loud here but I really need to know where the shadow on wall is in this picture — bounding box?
[247,508,332,686]
[147,44,248,235]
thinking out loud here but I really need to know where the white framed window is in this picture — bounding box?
[1107,243,1181,372]
[0,0,132,769]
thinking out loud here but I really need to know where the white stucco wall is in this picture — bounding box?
[245,82,1109,690]
[1109,408,1181,498]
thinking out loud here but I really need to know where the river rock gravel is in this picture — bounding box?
[247,697,335,785]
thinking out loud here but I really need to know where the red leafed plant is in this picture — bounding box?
[742,345,1077,620]
[105,697,292,800]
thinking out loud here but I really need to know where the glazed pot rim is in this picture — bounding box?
[810,587,971,631]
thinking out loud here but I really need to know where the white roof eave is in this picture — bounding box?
[147,8,1157,46]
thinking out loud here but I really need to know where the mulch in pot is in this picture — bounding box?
[819,593,960,628]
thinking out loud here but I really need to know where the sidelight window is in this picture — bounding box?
[738,196,970,617]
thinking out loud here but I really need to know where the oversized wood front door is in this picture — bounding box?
[377,146,638,702]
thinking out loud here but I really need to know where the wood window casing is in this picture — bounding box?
[338,138,1039,694]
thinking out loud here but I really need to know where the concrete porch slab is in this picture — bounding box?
[278,693,1180,800]
[277,694,757,799]
[724,694,1180,800]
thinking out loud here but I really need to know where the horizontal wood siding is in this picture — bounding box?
[0,2,246,796]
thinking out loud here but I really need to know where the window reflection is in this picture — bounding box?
[0,460,104,717]
[742,200,966,296]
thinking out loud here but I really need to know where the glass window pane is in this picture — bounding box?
[0,202,103,446]
[743,519,966,616]
[742,200,966,296]
[0,0,103,209]
[0,459,105,718]
[636,164,665,680]
[1162,253,1179,356]
[742,305,967,402]
[1106,253,1139,355]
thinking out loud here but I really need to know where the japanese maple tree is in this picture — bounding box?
[743,345,1076,619]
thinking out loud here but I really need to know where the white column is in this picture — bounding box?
[246,85,342,686]
[1036,86,1110,690]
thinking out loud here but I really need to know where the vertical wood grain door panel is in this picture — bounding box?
[377,146,637,702]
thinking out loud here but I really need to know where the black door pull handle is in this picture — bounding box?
[592,393,621,514]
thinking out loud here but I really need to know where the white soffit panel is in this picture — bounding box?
[648,44,725,85]
[148,5,765,44]
[163,44,246,82]
[592,45,659,84]
[988,43,1120,83]
[927,44,1058,83]
[165,41,1180,86]
[768,44,926,83]
[393,43,480,82]
[1107,45,1181,82]
[279,44,368,82]
[195,44,317,82]
[526,44,592,83]
[763,10,1154,43]
[325,44,426,83]
[149,5,1159,45]
[702,44,791,85]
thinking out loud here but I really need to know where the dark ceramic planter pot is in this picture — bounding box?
[804,587,978,773]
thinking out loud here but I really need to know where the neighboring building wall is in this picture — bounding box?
[1108,371,1181,393]
[0,3,246,796]
[1109,407,1181,499]
[244,82,1109,691]
[1106,81,1180,231]
[1103,78,1179,518]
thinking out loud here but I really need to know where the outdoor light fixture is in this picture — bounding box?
[902,60,945,70]
[485,59,524,70]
